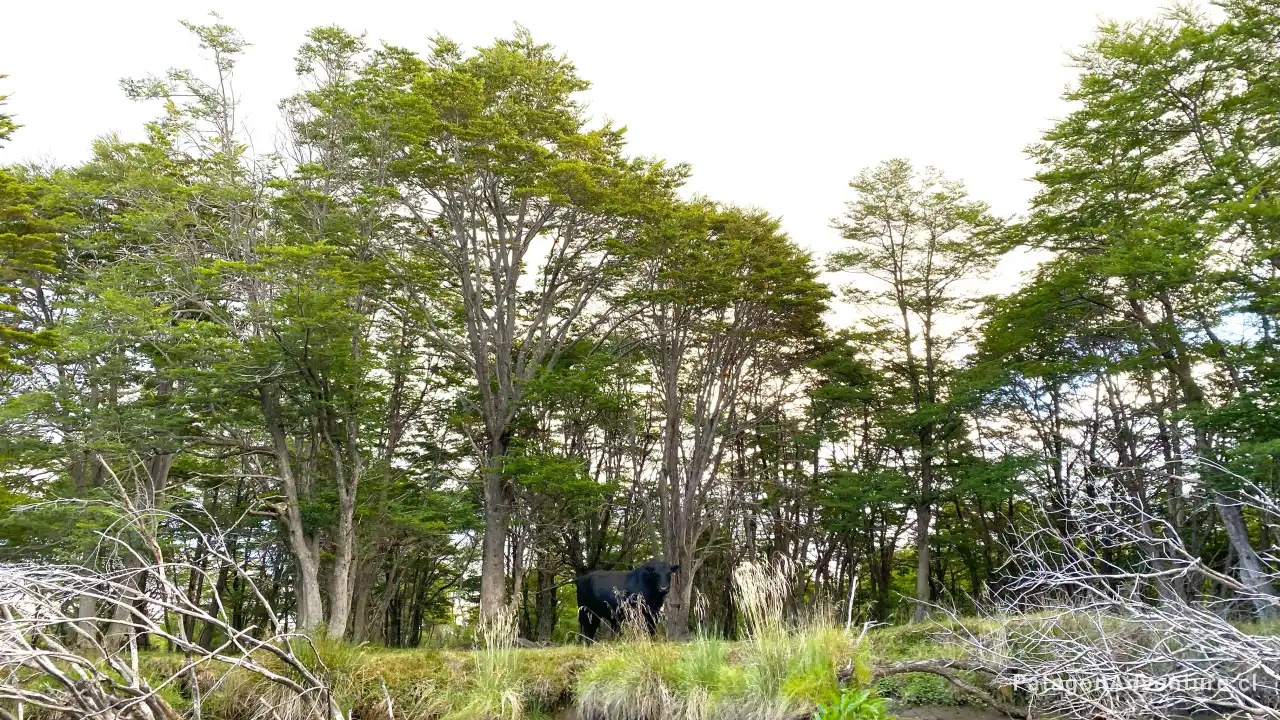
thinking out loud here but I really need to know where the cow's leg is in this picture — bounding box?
[579,609,600,643]
[606,608,623,637]
[644,607,658,636]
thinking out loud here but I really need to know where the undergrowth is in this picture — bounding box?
[574,561,867,720]
[126,620,1006,720]
[126,611,1077,720]
[118,611,1280,720]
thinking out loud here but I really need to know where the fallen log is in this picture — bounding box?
[872,659,1027,719]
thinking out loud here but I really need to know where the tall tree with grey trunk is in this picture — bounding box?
[831,159,1002,623]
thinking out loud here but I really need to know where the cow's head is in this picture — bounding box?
[640,560,680,595]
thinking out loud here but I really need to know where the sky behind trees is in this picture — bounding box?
[3,0,1172,269]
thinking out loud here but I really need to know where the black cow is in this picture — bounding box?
[575,560,680,641]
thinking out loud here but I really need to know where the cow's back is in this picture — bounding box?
[578,570,631,607]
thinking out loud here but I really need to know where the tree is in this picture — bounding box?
[992,1,1280,614]
[363,29,674,619]
[0,78,15,143]
[830,159,1003,622]
[629,201,829,637]
[0,77,58,384]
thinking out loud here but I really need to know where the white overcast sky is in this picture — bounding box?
[3,0,1175,276]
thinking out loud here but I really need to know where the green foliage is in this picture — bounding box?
[813,689,892,720]
[0,160,59,381]
[874,674,958,707]
[0,74,18,146]
[8,7,1280,711]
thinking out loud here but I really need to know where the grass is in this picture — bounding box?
[27,605,1276,719]
[133,624,963,720]
[574,629,858,720]
[128,582,1162,720]
[570,561,869,720]
[132,640,592,720]
[128,612,1004,720]
[71,608,1026,720]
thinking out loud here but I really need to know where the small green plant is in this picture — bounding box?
[812,688,891,720]
[874,672,959,706]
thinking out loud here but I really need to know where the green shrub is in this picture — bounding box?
[874,673,959,706]
[780,627,851,708]
[812,689,891,720]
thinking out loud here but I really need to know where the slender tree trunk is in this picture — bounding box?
[913,432,934,623]
[198,557,232,649]
[534,567,559,642]
[370,550,402,646]
[261,384,324,632]
[480,431,510,619]
[664,546,696,640]
[1216,492,1280,619]
[510,524,525,632]
[325,452,358,640]
[74,594,98,650]
[350,551,379,644]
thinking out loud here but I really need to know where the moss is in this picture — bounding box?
[515,645,593,708]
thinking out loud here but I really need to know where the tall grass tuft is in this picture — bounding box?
[447,605,526,720]
[734,558,792,639]
[575,558,858,720]
[734,558,844,719]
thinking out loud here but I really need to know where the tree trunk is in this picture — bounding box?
[912,437,934,623]
[534,568,559,642]
[1216,492,1280,619]
[74,593,99,650]
[198,557,233,649]
[350,551,379,644]
[664,546,695,639]
[261,384,324,633]
[479,433,510,619]
[326,479,356,640]
[659,343,696,640]
[369,550,402,646]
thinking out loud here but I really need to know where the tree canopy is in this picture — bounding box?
[4,2,1280,647]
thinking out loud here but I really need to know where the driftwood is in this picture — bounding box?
[0,464,346,720]
[872,659,1027,718]
[932,463,1280,719]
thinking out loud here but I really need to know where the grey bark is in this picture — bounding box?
[261,383,325,632]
